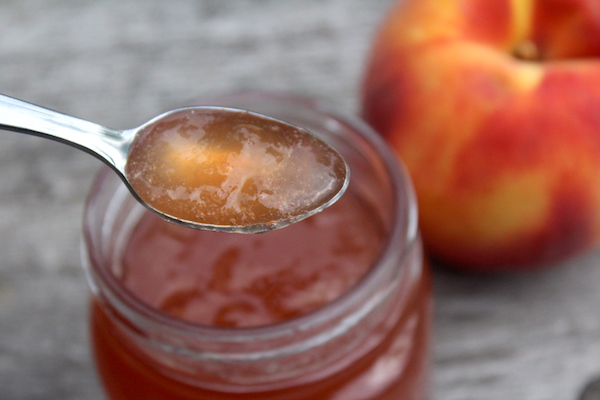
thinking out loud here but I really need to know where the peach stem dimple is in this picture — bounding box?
[512,39,541,61]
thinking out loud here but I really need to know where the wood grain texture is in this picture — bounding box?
[0,1,599,399]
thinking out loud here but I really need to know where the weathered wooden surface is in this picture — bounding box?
[1,1,600,399]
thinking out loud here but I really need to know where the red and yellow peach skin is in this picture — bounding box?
[362,0,600,270]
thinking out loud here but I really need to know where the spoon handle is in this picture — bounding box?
[0,93,128,171]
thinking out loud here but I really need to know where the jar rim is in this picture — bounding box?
[82,92,419,347]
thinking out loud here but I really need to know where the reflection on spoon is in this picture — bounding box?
[0,94,349,233]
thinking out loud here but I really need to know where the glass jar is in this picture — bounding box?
[82,92,432,400]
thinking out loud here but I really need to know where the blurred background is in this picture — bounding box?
[1,1,600,399]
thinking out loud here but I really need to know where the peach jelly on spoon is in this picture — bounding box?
[0,94,349,233]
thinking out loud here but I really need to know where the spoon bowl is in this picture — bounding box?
[0,94,349,233]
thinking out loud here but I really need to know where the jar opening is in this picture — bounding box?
[82,93,421,388]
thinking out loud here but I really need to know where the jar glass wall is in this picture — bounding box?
[82,92,432,400]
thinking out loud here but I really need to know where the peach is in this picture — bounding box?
[361,0,600,270]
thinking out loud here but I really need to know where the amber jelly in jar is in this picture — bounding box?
[82,93,431,400]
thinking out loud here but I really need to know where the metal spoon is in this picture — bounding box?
[0,93,349,233]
